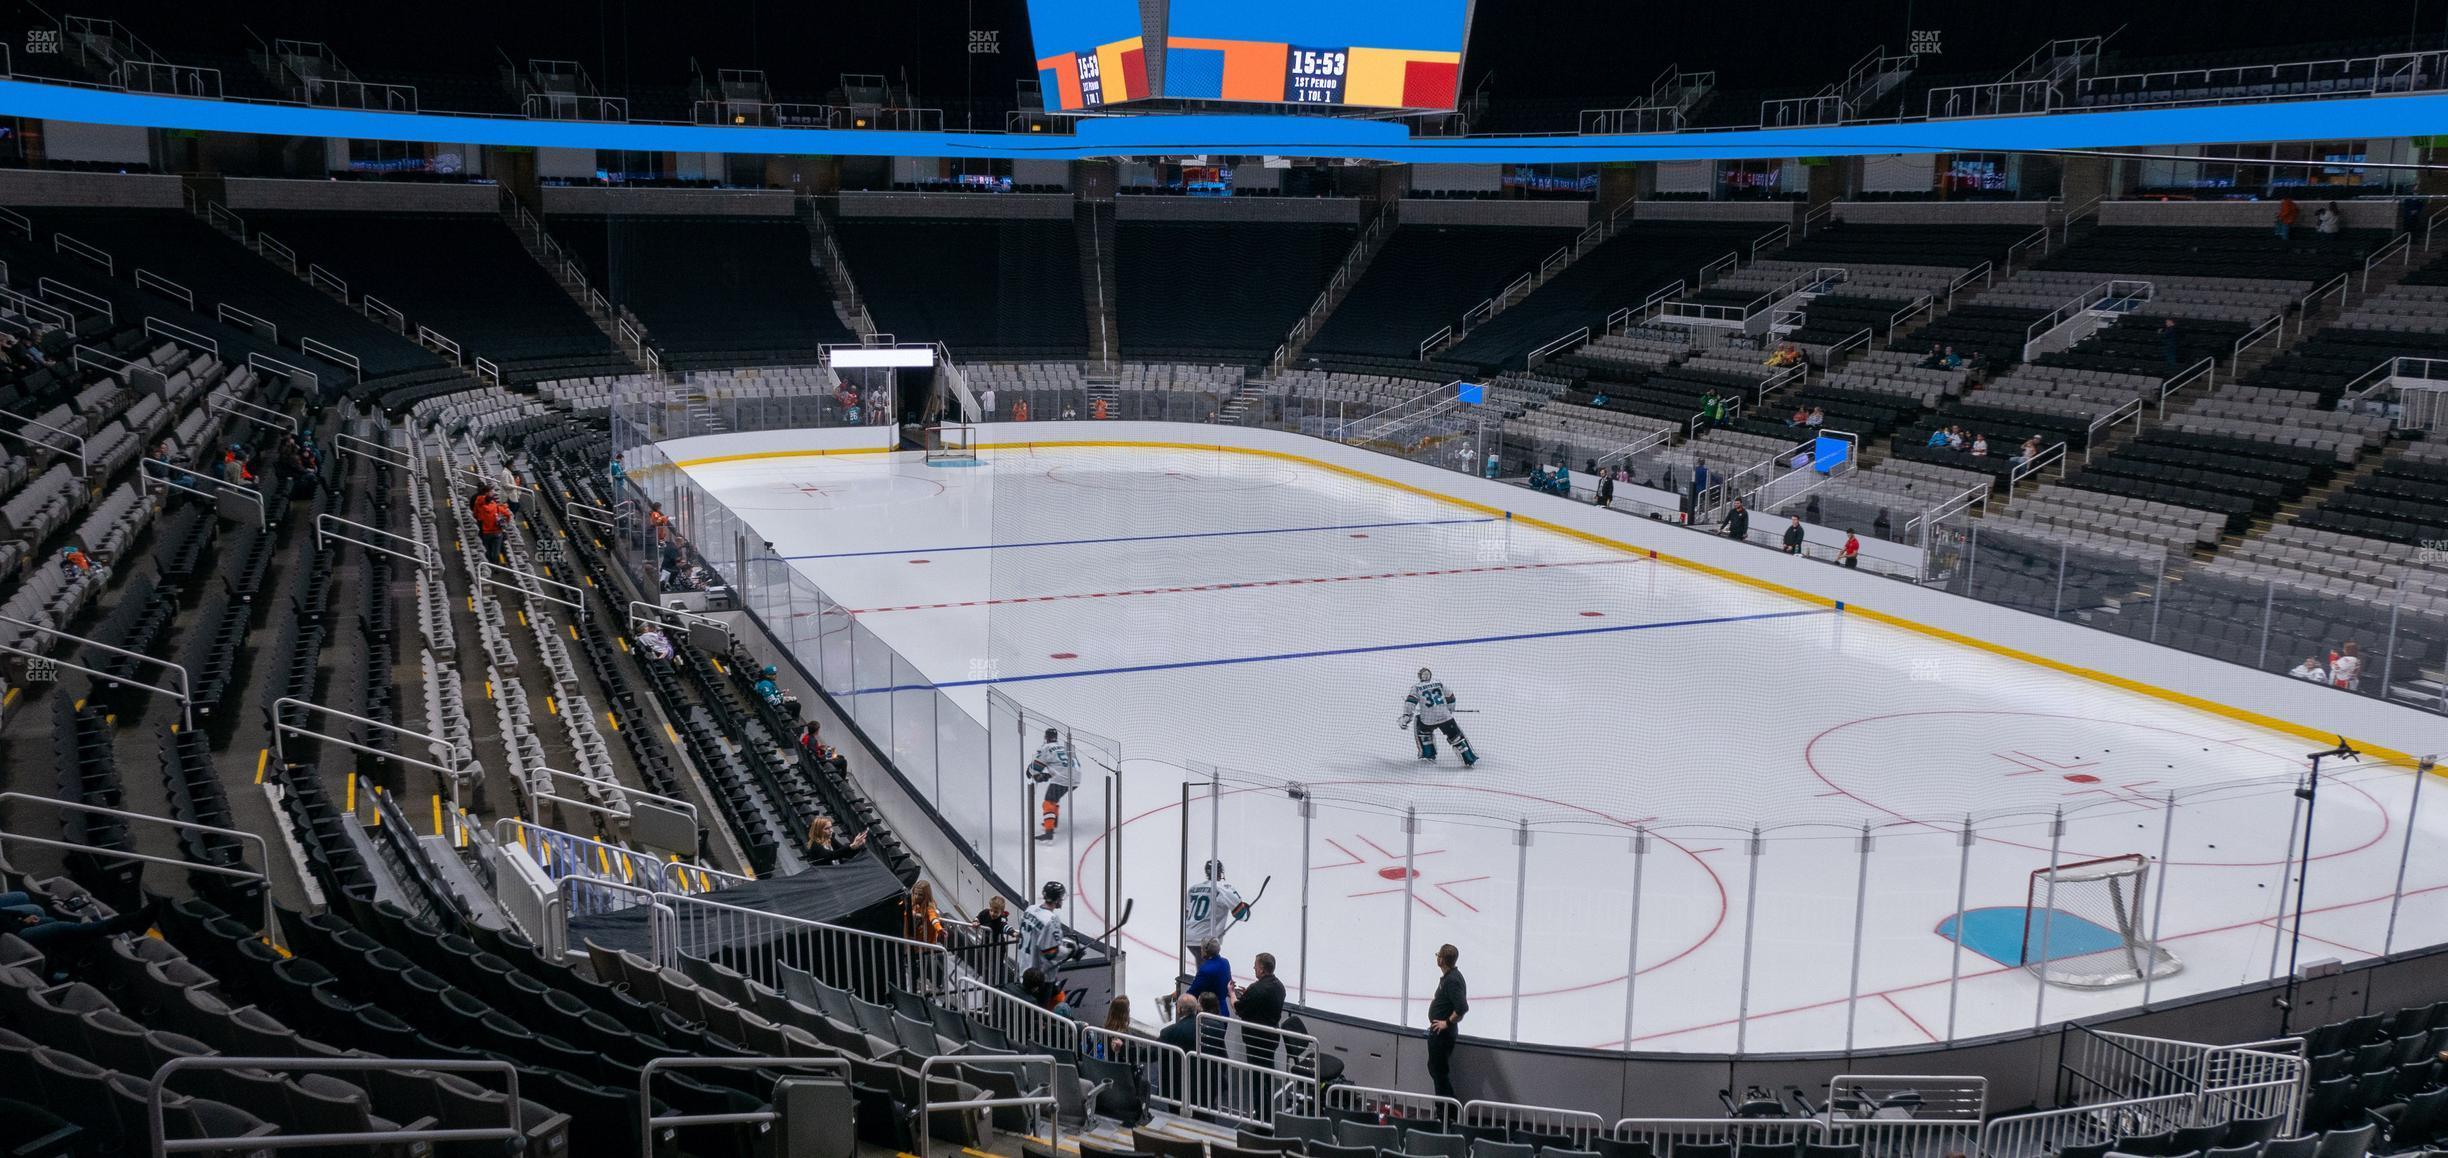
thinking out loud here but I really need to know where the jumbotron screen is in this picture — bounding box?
[1030,0,1470,112]
[1029,0,1153,111]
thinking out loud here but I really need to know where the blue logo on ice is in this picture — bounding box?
[1938,906,2129,966]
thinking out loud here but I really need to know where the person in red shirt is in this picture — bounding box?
[470,484,509,564]
[1840,530,1861,569]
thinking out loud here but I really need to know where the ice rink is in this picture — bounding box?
[667,428,2448,1054]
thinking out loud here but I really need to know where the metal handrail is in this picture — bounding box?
[2229,314,2284,373]
[134,268,191,308]
[0,792,268,940]
[2009,440,2071,487]
[479,560,586,615]
[216,302,275,340]
[142,458,267,529]
[333,432,411,469]
[269,695,472,810]
[209,394,299,434]
[2085,398,2145,460]
[40,276,114,324]
[53,232,114,274]
[2363,232,2413,291]
[644,1055,851,1156]
[144,316,217,357]
[2158,357,2215,417]
[316,511,436,567]
[626,599,726,635]
[913,1054,1056,1158]
[0,407,88,474]
[259,234,297,271]
[246,351,320,394]
[150,1056,523,1155]
[300,336,361,382]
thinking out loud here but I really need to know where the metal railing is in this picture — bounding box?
[54,232,114,274]
[302,336,361,382]
[2085,399,2144,460]
[0,792,270,942]
[658,890,952,998]
[2158,356,2216,417]
[2298,273,2350,334]
[41,276,114,325]
[363,294,405,332]
[1,284,76,333]
[246,351,320,395]
[134,268,192,308]
[913,1054,1055,1158]
[150,1056,523,1155]
[216,302,274,340]
[146,316,217,357]
[2363,232,2413,291]
[2229,314,2283,373]
[643,1055,849,1158]
[954,975,1080,1053]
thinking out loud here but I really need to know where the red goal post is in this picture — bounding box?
[2021,853,2181,988]
[923,420,978,462]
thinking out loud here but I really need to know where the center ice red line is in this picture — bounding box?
[807,556,1643,616]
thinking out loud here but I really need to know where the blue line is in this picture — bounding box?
[844,607,1832,695]
[783,516,1496,560]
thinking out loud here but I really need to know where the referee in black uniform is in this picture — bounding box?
[1426,943,1468,1101]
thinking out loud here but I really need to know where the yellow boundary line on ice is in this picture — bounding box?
[670,438,2425,769]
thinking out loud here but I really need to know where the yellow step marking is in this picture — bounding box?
[546,695,558,716]
[253,748,269,785]
[605,710,620,732]
[431,794,444,836]
[344,772,357,812]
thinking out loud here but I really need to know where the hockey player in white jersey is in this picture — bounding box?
[1183,859,1250,948]
[1028,727,1081,842]
[1400,667,1478,765]
[1014,880,1071,966]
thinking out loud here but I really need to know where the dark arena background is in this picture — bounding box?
[2,0,2448,1155]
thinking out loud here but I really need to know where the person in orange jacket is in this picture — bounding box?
[470,484,510,564]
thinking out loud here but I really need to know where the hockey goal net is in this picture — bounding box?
[923,421,978,464]
[2021,854,2181,988]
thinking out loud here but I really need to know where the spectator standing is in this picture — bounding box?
[1239,952,1286,1071]
[2329,641,2363,692]
[1690,458,1711,504]
[609,458,626,490]
[1841,530,1861,569]
[648,501,671,545]
[2160,318,2182,367]
[1873,509,1892,542]
[979,385,998,420]
[1185,937,1234,1018]
[975,896,1012,942]
[2275,196,2300,239]
[470,484,509,564]
[1782,516,1805,555]
[904,881,944,945]
[1595,469,1614,508]
[1158,994,1202,1055]
[1012,398,1032,422]
[1426,943,1468,1100]
[1722,498,1749,542]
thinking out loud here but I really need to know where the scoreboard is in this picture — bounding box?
[1029,0,1470,113]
